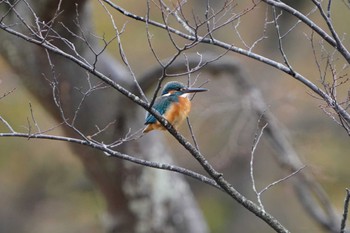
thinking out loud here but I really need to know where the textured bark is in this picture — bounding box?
[0,1,208,232]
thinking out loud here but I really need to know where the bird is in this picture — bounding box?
[143,81,208,133]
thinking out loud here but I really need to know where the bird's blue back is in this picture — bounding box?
[145,94,181,124]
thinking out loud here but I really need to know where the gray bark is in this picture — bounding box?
[0,1,208,232]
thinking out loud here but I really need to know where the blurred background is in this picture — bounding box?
[0,0,350,232]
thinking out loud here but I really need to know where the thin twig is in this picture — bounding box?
[98,0,147,101]
[29,102,41,133]
[340,188,350,233]
[0,88,16,100]
[0,116,15,133]
[250,121,268,210]
[186,117,200,150]
[260,165,306,196]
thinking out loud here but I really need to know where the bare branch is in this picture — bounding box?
[101,0,350,129]
[0,115,15,133]
[340,188,350,233]
[28,102,41,133]
[0,87,16,100]
[272,7,294,73]
[259,166,306,196]
[186,117,200,151]
[1,1,349,232]
[98,0,147,101]
[311,0,350,63]
[262,0,350,63]
[0,130,220,189]
[250,121,269,210]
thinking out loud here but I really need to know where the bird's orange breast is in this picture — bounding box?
[143,96,191,133]
[164,96,191,130]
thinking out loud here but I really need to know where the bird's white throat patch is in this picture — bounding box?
[161,93,190,98]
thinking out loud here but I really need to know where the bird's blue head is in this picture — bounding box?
[161,81,208,96]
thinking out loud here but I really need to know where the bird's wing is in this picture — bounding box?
[144,96,172,125]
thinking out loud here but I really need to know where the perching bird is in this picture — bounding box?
[143,81,208,133]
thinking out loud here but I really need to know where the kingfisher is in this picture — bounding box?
[143,81,208,133]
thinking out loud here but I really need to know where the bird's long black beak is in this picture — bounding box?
[182,87,208,93]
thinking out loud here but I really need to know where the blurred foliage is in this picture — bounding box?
[1,0,350,233]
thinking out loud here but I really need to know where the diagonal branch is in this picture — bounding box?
[0,16,290,233]
[101,0,350,131]
[138,54,342,233]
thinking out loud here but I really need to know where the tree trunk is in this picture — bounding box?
[0,1,208,232]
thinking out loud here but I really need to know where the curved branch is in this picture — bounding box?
[138,53,341,232]
[0,131,220,189]
[262,0,350,63]
[1,1,347,232]
[102,0,350,130]
[0,17,290,233]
